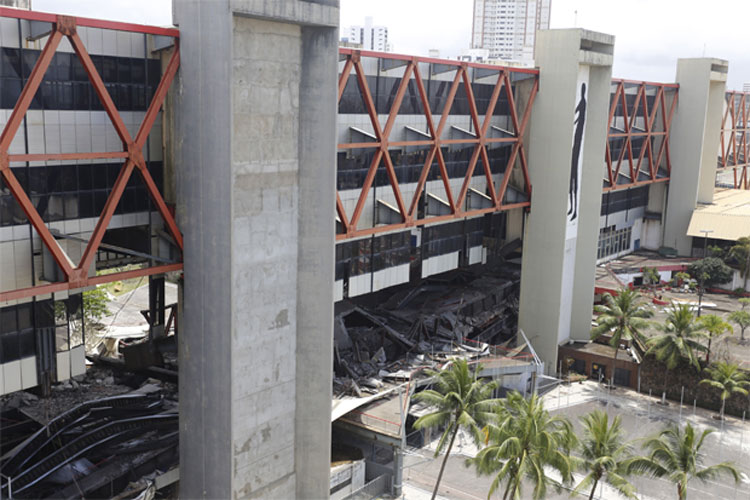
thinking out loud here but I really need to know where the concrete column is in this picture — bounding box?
[296,22,338,500]
[174,1,338,498]
[518,29,614,373]
[663,59,728,255]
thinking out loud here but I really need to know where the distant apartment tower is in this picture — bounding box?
[341,16,391,52]
[471,0,551,65]
[743,82,750,92]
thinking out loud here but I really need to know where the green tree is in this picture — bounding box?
[687,258,733,288]
[728,236,750,290]
[642,267,661,288]
[573,410,637,500]
[739,297,750,310]
[699,361,750,420]
[647,303,708,402]
[83,287,109,331]
[728,310,750,343]
[698,314,732,364]
[672,272,691,288]
[469,391,575,500]
[707,244,725,259]
[412,359,499,500]
[629,423,740,499]
[591,289,653,388]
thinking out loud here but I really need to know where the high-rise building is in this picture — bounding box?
[341,16,391,52]
[471,0,551,65]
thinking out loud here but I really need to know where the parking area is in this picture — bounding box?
[402,381,750,499]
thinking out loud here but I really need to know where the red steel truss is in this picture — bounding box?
[336,49,538,241]
[718,91,750,188]
[604,79,678,191]
[0,9,182,303]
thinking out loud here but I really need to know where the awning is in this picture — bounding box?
[686,189,750,241]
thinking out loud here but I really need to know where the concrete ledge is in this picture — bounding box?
[231,0,338,27]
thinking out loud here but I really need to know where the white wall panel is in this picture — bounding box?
[3,360,22,394]
[56,350,71,382]
[20,356,37,390]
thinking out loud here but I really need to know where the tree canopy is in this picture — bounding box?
[687,258,732,287]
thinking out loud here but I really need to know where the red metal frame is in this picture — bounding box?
[0,12,182,303]
[604,79,678,191]
[718,91,750,189]
[336,49,538,241]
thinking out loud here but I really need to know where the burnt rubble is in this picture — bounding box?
[0,369,178,499]
[333,266,521,397]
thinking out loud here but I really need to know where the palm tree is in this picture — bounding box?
[572,410,638,500]
[699,361,750,420]
[469,391,575,500]
[729,310,750,343]
[412,359,499,500]
[591,289,653,388]
[647,303,708,403]
[643,267,661,289]
[698,314,732,364]
[728,236,750,290]
[629,422,740,499]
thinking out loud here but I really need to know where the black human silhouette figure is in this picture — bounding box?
[568,82,587,222]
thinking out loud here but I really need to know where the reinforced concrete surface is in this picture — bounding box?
[174,0,338,498]
[519,29,613,374]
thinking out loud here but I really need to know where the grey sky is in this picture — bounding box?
[341,0,750,90]
[30,0,749,89]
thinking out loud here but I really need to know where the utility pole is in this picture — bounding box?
[698,229,714,317]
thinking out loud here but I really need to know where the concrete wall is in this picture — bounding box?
[519,29,613,373]
[663,59,727,255]
[174,1,338,498]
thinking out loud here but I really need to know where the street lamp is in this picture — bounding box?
[697,229,714,317]
[700,229,714,258]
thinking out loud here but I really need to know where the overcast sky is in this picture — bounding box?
[31,0,749,89]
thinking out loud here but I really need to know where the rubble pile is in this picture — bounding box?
[0,371,178,499]
[333,267,521,397]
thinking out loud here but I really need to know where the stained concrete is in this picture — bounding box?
[663,58,728,255]
[174,0,338,498]
[519,29,613,373]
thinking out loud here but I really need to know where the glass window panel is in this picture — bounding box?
[18,329,35,358]
[102,56,117,82]
[1,332,19,362]
[132,59,145,82]
[35,300,54,328]
[0,48,21,78]
[60,165,77,192]
[74,81,90,109]
[1,307,17,334]
[17,303,32,330]
[21,50,39,78]
[1,77,22,108]
[93,164,108,189]
[118,57,132,83]
[79,191,94,218]
[56,52,72,81]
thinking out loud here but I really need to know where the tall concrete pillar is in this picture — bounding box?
[663,59,728,255]
[174,1,338,498]
[518,29,614,373]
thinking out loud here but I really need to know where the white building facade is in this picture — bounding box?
[341,16,390,52]
[471,0,551,65]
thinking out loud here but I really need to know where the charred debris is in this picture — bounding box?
[333,265,521,398]
[0,369,178,500]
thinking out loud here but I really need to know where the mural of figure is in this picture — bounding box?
[568,82,587,221]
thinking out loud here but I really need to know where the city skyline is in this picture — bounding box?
[28,0,750,90]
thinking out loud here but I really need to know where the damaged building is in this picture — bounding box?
[0,0,740,498]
